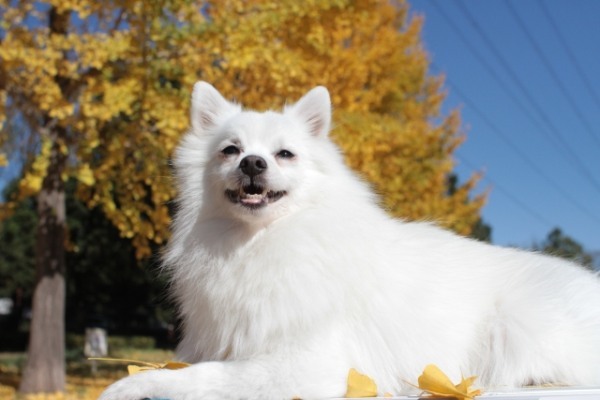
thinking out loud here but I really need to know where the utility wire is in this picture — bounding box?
[433,0,600,200]
[454,1,600,196]
[429,2,600,223]
[456,154,555,229]
[430,1,543,132]
[537,0,600,115]
[505,0,600,149]
[436,67,600,225]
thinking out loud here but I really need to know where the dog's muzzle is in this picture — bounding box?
[225,155,287,209]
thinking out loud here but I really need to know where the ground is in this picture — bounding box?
[0,348,175,399]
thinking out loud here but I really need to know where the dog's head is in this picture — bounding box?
[177,82,332,224]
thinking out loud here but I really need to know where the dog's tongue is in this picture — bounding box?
[241,194,264,205]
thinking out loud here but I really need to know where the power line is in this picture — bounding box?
[505,0,600,150]
[436,67,600,225]
[456,154,555,229]
[454,1,600,196]
[537,0,600,115]
[430,1,541,128]
[430,2,600,222]
[433,1,600,200]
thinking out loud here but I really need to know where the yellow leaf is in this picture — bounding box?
[0,153,7,167]
[89,357,161,368]
[127,360,191,376]
[77,164,95,186]
[89,357,191,376]
[127,365,154,375]
[21,175,43,194]
[161,361,193,370]
[345,368,377,398]
[417,364,481,400]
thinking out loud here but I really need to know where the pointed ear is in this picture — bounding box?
[286,86,331,137]
[190,81,240,133]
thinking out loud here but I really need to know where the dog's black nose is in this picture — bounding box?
[239,155,267,177]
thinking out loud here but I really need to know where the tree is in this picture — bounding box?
[0,2,183,392]
[0,178,172,343]
[0,181,36,300]
[0,0,484,393]
[64,179,172,335]
[447,174,491,242]
[592,252,600,270]
[1,0,484,261]
[536,228,594,270]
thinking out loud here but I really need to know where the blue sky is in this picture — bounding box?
[409,0,600,253]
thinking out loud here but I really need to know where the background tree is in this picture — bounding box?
[447,174,491,242]
[0,181,36,300]
[64,179,172,336]
[592,252,600,270]
[0,181,36,348]
[535,228,594,270]
[0,1,187,392]
[0,179,173,346]
[0,0,484,393]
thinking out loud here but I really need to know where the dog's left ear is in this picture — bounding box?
[286,86,331,137]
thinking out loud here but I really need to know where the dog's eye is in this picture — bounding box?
[222,145,240,156]
[276,149,295,159]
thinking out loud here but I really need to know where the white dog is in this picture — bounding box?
[101,82,600,399]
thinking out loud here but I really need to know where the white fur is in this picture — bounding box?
[101,82,600,400]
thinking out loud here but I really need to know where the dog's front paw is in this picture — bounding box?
[99,370,173,400]
[99,376,148,400]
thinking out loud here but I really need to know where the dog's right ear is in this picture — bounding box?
[190,82,240,134]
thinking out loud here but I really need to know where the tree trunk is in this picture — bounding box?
[19,6,70,393]
[19,134,67,393]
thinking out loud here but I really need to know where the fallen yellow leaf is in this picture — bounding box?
[90,357,191,375]
[127,364,155,375]
[455,375,480,396]
[345,368,378,398]
[162,361,193,370]
[417,364,481,400]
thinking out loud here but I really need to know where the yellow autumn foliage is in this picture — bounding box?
[0,0,485,258]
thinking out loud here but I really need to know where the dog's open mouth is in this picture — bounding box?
[225,184,286,209]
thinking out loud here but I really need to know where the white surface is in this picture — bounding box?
[342,386,600,399]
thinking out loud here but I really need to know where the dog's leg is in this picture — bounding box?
[99,355,348,400]
[99,337,350,400]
